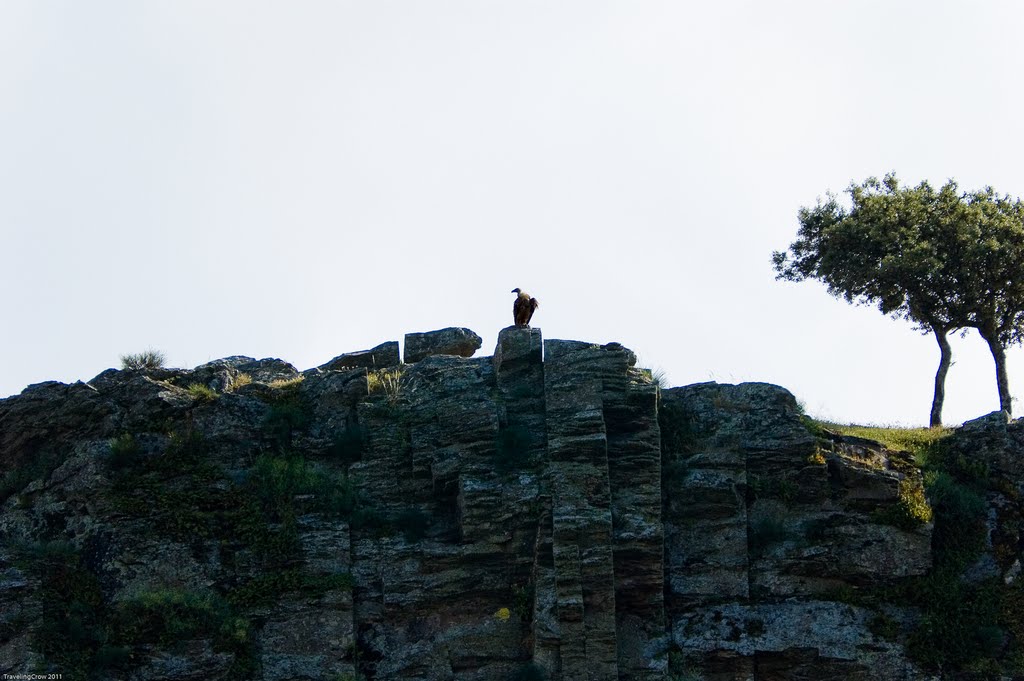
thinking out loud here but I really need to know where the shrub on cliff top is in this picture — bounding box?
[120,349,166,370]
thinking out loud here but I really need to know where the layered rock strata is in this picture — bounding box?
[1,328,998,680]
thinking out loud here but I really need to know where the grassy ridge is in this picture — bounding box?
[816,421,951,465]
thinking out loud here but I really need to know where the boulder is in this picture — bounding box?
[403,327,482,363]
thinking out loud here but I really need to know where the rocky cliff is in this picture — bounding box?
[1,327,1021,680]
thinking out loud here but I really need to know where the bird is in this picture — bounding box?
[511,288,539,327]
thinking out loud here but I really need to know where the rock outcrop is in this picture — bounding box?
[318,341,401,371]
[404,327,483,364]
[0,327,1019,680]
[661,383,930,679]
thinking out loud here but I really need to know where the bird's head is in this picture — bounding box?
[511,288,521,294]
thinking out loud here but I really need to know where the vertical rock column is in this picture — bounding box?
[494,327,555,664]
[543,340,620,681]
[493,326,547,465]
[600,347,666,680]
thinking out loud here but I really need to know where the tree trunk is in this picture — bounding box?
[980,328,1013,416]
[930,325,952,427]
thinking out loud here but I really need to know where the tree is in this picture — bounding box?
[957,188,1024,416]
[772,175,972,426]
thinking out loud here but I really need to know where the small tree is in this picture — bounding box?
[773,176,971,426]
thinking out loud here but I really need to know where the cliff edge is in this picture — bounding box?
[1,327,1021,680]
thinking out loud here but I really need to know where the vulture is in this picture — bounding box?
[512,288,540,327]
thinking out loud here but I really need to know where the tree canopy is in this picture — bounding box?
[773,174,1024,424]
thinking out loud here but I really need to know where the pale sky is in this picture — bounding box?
[3,1,1023,427]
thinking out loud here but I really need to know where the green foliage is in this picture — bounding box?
[884,440,1001,672]
[227,569,353,609]
[108,428,255,546]
[120,349,166,370]
[109,588,254,673]
[638,367,668,388]
[262,401,309,448]
[926,471,987,572]
[107,433,142,471]
[802,416,827,438]
[818,422,951,466]
[512,583,535,621]
[249,453,358,521]
[260,375,310,449]
[774,175,1024,418]
[15,547,256,674]
[872,478,933,530]
[905,576,1003,668]
[773,175,968,331]
[228,372,253,391]
[750,476,799,506]
[162,428,208,469]
[113,589,235,646]
[494,426,532,473]
[186,383,218,403]
[349,505,390,534]
[926,444,990,487]
[329,424,364,466]
[366,368,408,404]
[1001,581,1024,670]
[268,375,304,390]
[777,421,1018,673]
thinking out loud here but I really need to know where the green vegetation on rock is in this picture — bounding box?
[120,350,166,371]
[824,421,1022,675]
[186,383,218,403]
[819,422,951,466]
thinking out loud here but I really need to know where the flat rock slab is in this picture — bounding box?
[404,327,482,363]
[319,341,400,371]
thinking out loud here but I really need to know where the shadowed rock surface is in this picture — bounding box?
[0,328,1021,680]
[318,341,401,371]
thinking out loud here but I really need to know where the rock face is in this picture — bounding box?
[0,328,1017,680]
[661,383,930,679]
[404,327,483,364]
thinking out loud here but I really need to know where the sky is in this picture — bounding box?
[3,1,1024,427]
